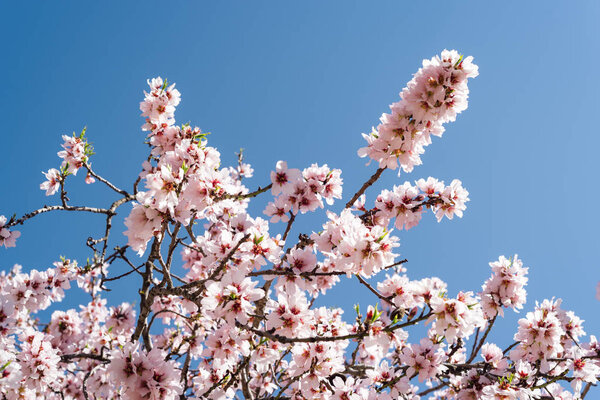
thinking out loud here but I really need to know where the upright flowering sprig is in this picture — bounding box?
[40,127,96,197]
[2,50,600,400]
[57,128,94,175]
[358,49,478,173]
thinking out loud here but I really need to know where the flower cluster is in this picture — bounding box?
[58,131,92,175]
[1,261,76,317]
[377,273,446,312]
[429,291,485,343]
[264,160,343,222]
[140,77,181,152]
[510,298,584,372]
[400,338,447,382]
[373,177,469,230]
[125,78,260,256]
[481,255,528,318]
[358,49,478,173]
[311,209,399,277]
[40,128,95,196]
[15,330,62,394]
[108,343,182,399]
[0,260,142,399]
[202,269,265,325]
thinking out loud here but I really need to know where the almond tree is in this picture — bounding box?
[1,50,597,400]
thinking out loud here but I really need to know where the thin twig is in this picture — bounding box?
[84,162,130,196]
[215,183,273,202]
[7,205,113,228]
[282,212,296,241]
[344,167,385,209]
[356,275,394,306]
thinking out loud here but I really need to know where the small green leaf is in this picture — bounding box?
[376,229,389,243]
[0,360,12,372]
[254,235,264,245]
[454,54,464,68]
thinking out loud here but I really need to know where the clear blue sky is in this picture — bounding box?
[1,2,599,344]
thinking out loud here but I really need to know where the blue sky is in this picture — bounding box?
[1,1,599,345]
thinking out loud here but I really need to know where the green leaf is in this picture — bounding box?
[454,54,464,68]
[254,235,264,245]
[376,229,389,243]
[370,303,381,323]
[0,360,12,372]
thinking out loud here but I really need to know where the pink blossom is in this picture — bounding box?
[400,338,447,382]
[480,343,508,373]
[106,302,136,334]
[108,342,182,399]
[264,196,291,223]
[0,215,20,248]
[123,203,163,255]
[434,179,469,221]
[85,172,96,184]
[57,133,89,175]
[266,284,314,338]
[270,160,302,196]
[202,270,264,325]
[510,298,566,370]
[40,168,62,196]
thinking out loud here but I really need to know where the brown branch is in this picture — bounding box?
[237,312,431,344]
[282,212,296,241]
[248,259,407,278]
[356,275,394,307]
[502,341,519,355]
[417,381,450,396]
[248,269,347,278]
[60,353,110,364]
[181,234,251,294]
[582,382,593,398]
[215,183,273,202]
[100,194,136,263]
[467,314,497,363]
[344,167,385,209]
[7,204,113,228]
[132,233,163,346]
